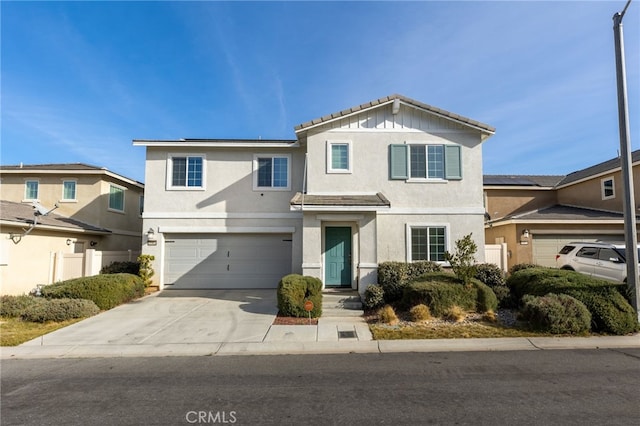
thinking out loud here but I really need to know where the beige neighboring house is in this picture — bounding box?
[484,150,640,270]
[0,163,144,294]
[135,94,495,294]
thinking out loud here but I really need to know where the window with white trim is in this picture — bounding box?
[62,180,77,201]
[168,155,204,189]
[24,180,39,200]
[327,141,352,173]
[390,144,462,181]
[108,185,125,212]
[253,154,290,190]
[601,177,615,200]
[409,225,447,262]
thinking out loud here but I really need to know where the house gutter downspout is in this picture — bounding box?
[613,0,640,321]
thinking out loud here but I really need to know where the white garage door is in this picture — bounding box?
[532,234,623,268]
[164,233,293,289]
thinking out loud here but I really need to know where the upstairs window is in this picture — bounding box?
[108,185,125,212]
[601,177,615,200]
[254,154,290,190]
[168,155,204,189]
[62,180,77,201]
[24,180,39,200]
[390,144,462,181]
[327,141,352,173]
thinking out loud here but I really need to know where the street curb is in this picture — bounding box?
[2,335,638,359]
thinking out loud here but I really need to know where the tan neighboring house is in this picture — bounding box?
[0,163,144,294]
[484,150,640,270]
[134,94,495,294]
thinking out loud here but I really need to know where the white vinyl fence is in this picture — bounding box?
[50,249,140,283]
[484,243,508,272]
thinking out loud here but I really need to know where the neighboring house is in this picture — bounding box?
[0,163,144,294]
[135,94,495,294]
[0,200,111,295]
[484,150,640,270]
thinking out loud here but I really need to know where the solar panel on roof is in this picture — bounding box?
[483,176,536,186]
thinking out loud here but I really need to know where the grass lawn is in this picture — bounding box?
[0,317,83,346]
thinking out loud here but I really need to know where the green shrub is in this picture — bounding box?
[444,233,478,285]
[400,273,497,316]
[508,268,639,335]
[41,273,145,310]
[508,263,539,275]
[0,295,41,318]
[100,261,139,275]
[137,254,155,287]
[377,261,442,303]
[401,276,476,317]
[475,263,506,287]
[520,294,591,335]
[363,284,385,310]
[473,281,499,313]
[20,298,100,323]
[277,274,323,318]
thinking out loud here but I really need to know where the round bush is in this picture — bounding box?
[475,263,506,287]
[520,293,591,334]
[21,298,100,323]
[364,284,385,310]
[277,274,323,318]
[377,261,442,303]
[0,295,39,318]
[508,263,539,276]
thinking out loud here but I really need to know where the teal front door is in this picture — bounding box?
[325,227,352,287]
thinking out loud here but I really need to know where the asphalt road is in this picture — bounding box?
[2,349,639,425]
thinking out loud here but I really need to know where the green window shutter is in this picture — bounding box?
[445,145,462,180]
[389,144,409,179]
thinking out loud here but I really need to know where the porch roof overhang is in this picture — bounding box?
[290,192,391,212]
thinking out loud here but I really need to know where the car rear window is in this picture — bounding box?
[576,247,598,258]
[559,245,575,255]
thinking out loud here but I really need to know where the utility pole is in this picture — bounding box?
[613,0,640,321]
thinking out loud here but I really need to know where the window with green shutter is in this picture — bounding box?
[390,144,462,181]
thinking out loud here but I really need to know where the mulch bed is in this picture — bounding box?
[272,312,318,325]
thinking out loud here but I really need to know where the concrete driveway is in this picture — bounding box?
[21,290,278,346]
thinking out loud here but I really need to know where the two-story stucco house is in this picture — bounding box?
[0,163,145,294]
[135,94,495,294]
[484,150,640,270]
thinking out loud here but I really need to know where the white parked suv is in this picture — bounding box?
[555,242,640,283]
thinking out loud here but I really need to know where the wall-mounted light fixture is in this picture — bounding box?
[522,229,530,238]
[146,228,157,245]
[90,241,98,247]
[66,239,73,246]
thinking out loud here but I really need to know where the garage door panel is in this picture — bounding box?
[164,233,292,289]
[532,234,623,268]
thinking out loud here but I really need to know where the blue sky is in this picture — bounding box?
[2,1,638,183]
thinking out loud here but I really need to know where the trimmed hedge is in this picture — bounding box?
[401,273,497,316]
[520,294,591,334]
[277,274,323,318]
[0,295,40,318]
[363,284,385,310]
[377,261,442,303]
[507,268,639,335]
[41,273,145,310]
[21,298,100,323]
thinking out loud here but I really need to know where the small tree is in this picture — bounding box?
[137,254,155,287]
[444,233,477,285]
